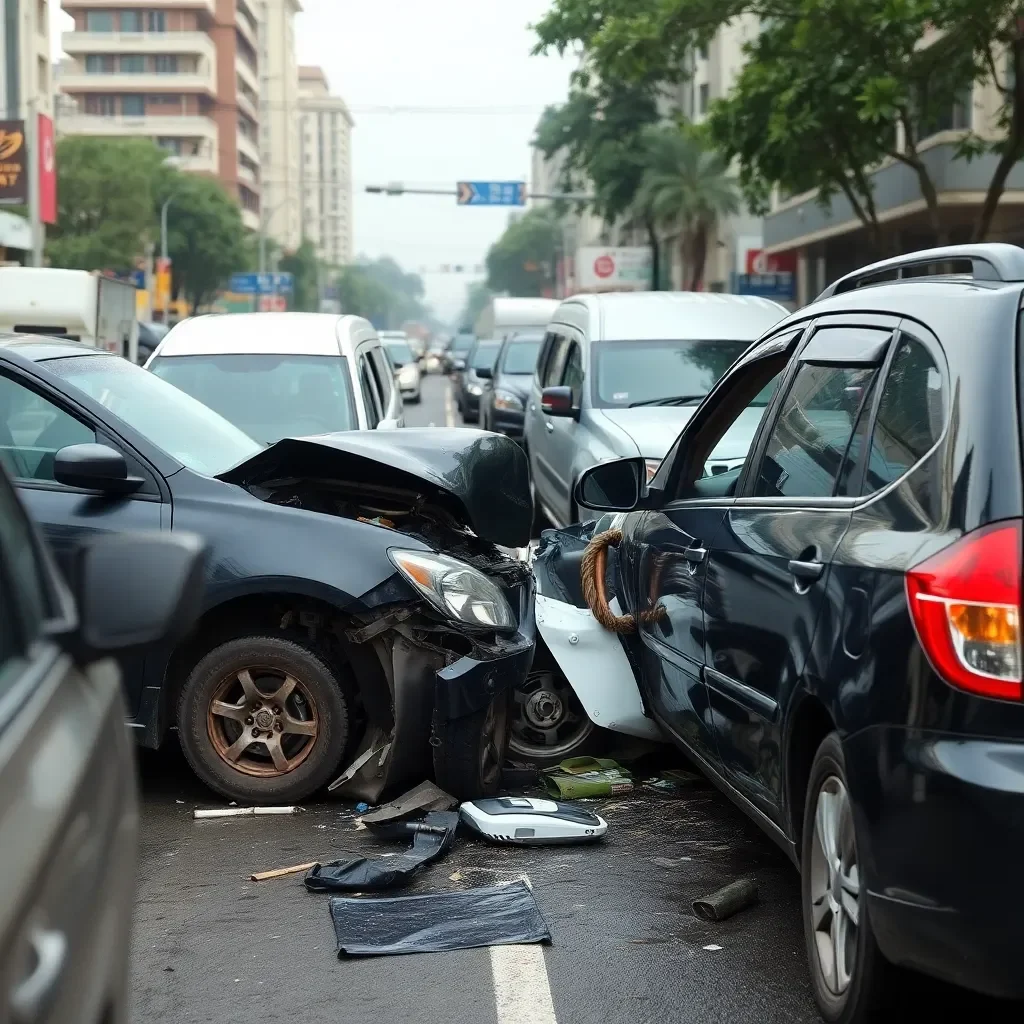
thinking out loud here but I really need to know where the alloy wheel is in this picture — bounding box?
[809,775,861,996]
[508,669,595,761]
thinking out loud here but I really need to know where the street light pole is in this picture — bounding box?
[160,195,175,263]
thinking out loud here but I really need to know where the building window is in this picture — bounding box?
[158,137,182,155]
[119,10,141,31]
[698,83,709,115]
[85,54,112,73]
[86,11,114,31]
[698,44,708,61]
[917,84,973,139]
[147,11,166,32]
[120,54,145,73]
[85,94,117,116]
[154,55,178,74]
[122,94,145,116]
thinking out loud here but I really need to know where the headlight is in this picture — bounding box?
[493,390,524,411]
[645,459,661,484]
[389,549,516,631]
[467,383,483,396]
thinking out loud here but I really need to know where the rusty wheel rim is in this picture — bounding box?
[207,667,319,778]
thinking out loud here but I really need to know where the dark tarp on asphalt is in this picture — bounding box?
[304,811,459,893]
[328,881,552,957]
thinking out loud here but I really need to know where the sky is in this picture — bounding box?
[294,0,577,323]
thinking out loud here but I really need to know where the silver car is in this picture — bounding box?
[524,292,787,527]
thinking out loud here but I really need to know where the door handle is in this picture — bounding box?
[529,404,536,412]
[788,559,825,583]
[545,421,554,432]
[683,546,707,564]
[10,928,67,1024]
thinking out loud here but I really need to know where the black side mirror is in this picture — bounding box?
[541,385,576,419]
[73,532,207,657]
[476,365,493,380]
[575,457,647,512]
[53,444,144,495]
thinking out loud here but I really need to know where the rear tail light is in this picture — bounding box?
[905,519,1022,700]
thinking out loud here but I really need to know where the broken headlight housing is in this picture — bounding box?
[389,549,517,632]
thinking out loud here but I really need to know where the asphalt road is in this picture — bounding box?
[132,371,1015,1023]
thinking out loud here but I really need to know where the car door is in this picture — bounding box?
[546,333,586,525]
[527,330,570,520]
[356,352,383,429]
[0,463,137,1024]
[702,323,897,824]
[0,368,166,716]
[366,344,403,428]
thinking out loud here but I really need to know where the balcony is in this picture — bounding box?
[63,31,216,62]
[236,129,260,165]
[59,59,216,97]
[241,207,260,232]
[57,112,218,142]
[235,55,259,95]
[64,0,215,12]
[236,85,258,121]
[235,7,258,49]
[237,161,259,186]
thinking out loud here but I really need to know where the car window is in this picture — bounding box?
[0,373,96,482]
[149,354,358,444]
[471,343,501,371]
[368,348,393,409]
[755,363,878,499]
[383,340,415,366]
[358,356,382,428]
[501,339,542,375]
[562,342,584,405]
[859,337,945,494]
[542,334,569,388]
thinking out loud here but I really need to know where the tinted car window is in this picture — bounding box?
[562,342,584,405]
[470,342,501,371]
[593,339,750,408]
[861,337,944,493]
[383,340,415,366]
[369,348,393,406]
[452,334,475,354]
[502,340,542,375]
[358,356,381,428]
[755,363,877,499]
[542,334,569,388]
[0,374,96,481]
[149,354,358,443]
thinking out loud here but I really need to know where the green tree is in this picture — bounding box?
[485,208,561,296]
[160,176,247,313]
[637,126,740,289]
[335,263,402,326]
[46,136,170,270]
[460,280,493,330]
[278,239,320,312]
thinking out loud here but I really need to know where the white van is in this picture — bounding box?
[474,297,559,342]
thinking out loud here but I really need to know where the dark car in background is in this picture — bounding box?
[479,331,544,439]
[573,243,1024,1022]
[455,338,501,423]
[0,336,534,807]
[443,331,476,374]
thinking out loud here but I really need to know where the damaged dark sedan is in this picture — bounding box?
[0,335,535,804]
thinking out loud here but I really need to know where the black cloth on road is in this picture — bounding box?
[327,880,552,957]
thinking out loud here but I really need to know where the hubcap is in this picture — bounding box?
[809,776,861,996]
[509,669,594,760]
[207,667,319,778]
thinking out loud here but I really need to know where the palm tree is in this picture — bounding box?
[637,126,741,291]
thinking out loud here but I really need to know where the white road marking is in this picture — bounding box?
[444,382,456,427]
[490,944,558,1024]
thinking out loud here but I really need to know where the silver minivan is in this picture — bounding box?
[524,292,787,528]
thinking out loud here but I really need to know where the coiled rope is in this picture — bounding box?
[580,528,666,633]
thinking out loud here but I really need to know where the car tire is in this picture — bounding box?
[177,635,351,805]
[432,687,510,801]
[802,732,897,1023]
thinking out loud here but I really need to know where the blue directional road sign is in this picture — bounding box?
[229,271,295,295]
[457,181,526,207]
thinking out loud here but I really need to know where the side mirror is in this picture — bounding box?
[575,457,647,512]
[53,444,144,495]
[73,532,207,656]
[541,385,576,419]
[476,365,493,380]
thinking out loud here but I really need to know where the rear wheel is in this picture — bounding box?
[177,636,350,804]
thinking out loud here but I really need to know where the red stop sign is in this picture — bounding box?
[594,254,615,279]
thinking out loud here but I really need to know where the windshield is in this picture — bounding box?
[470,342,501,371]
[384,340,415,365]
[46,354,262,475]
[593,339,755,409]
[501,339,543,375]
[452,335,475,354]
[148,353,357,443]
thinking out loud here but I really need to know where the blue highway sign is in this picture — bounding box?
[457,181,526,207]
[229,272,295,295]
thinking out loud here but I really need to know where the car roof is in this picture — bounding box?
[555,291,788,342]
[0,332,105,362]
[152,312,374,358]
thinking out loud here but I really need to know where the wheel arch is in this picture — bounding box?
[784,691,837,860]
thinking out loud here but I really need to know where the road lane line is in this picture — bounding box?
[444,382,456,427]
[490,945,558,1024]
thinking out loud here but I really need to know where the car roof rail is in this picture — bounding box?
[816,243,1024,300]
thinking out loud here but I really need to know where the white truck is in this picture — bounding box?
[474,296,559,341]
[0,268,139,362]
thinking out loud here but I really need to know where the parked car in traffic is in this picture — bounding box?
[524,292,787,529]
[145,312,404,440]
[478,331,544,439]
[570,243,1024,1021]
[443,331,475,374]
[0,459,205,1024]
[455,338,501,423]
[381,333,422,403]
[475,296,559,342]
[0,336,534,806]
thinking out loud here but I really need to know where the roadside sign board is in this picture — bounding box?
[457,181,526,207]
[0,121,26,205]
[732,272,796,301]
[229,272,295,295]
[576,247,653,291]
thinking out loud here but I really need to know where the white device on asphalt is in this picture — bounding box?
[459,797,608,845]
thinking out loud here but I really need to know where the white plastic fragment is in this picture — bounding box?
[193,806,303,819]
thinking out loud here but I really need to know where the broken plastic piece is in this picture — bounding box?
[327,881,552,957]
[692,879,759,922]
[193,806,303,819]
[361,781,457,826]
[460,797,607,845]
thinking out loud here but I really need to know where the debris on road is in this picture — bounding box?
[251,861,319,882]
[193,806,304,819]
[361,781,456,826]
[460,796,607,845]
[355,802,370,813]
[327,880,552,957]
[543,757,633,798]
[692,879,759,922]
[644,769,704,793]
[304,810,459,892]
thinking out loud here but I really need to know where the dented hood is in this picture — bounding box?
[218,427,532,548]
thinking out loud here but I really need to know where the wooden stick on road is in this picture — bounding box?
[250,861,318,881]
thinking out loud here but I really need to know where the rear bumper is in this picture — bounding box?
[845,725,1024,999]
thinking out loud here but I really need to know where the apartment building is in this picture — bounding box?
[258,0,300,249]
[298,65,352,267]
[3,0,55,119]
[58,0,262,230]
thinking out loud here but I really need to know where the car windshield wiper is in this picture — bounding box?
[628,394,707,408]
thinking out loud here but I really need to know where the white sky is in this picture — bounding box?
[51,1,577,323]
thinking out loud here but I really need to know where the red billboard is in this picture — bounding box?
[745,248,798,275]
[38,114,56,225]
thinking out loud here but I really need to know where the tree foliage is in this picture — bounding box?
[485,208,561,297]
[278,240,320,312]
[334,257,428,328]
[460,280,493,331]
